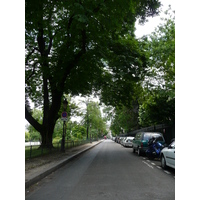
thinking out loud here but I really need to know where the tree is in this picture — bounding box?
[146,7,175,97]
[25,131,30,142]
[110,103,139,135]
[25,0,161,148]
[138,7,175,127]
[138,89,175,126]
[81,101,107,138]
[71,125,86,139]
[26,109,43,141]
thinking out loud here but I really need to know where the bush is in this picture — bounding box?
[52,137,61,144]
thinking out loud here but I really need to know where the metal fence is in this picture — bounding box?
[25,138,99,160]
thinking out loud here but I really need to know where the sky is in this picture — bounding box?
[135,0,175,38]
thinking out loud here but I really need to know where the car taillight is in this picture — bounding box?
[141,142,143,148]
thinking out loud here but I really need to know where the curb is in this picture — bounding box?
[25,140,103,189]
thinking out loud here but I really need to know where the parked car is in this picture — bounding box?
[112,137,116,141]
[132,132,165,156]
[115,136,120,143]
[119,137,125,144]
[121,137,127,146]
[160,140,175,169]
[123,137,134,148]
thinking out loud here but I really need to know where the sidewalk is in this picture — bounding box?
[25,140,103,189]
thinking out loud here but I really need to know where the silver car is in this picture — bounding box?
[123,137,134,147]
[160,140,175,169]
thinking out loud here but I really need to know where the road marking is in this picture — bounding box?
[142,161,154,169]
[143,157,146,160]
[147,160,150,162]
[151,162,156,165]
[164,170,171,175]
[157,166,162,169]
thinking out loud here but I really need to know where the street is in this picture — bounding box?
[26,140,175,200]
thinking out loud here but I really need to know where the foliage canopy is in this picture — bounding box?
[25,0,161,147]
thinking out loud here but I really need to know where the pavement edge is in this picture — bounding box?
[25,140,103,189]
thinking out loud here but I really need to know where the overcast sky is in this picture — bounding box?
[135,0,175,38]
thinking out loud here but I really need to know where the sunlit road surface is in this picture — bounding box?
[26,139,175,200]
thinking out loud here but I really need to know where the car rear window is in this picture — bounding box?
[143,133,153,140]
[154,135,164,141]
[136,133,141,140]
[143,133,164,141]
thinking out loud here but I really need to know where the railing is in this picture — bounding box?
[25,138,99,160]
[127,124,171,136]
[118,123,175,144]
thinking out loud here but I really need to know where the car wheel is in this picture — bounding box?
[137,147,141,156]
[161,155,166,169]
[133,147,135,153]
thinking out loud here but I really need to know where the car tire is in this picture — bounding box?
[133,147,135,153]
[161,154,167,169]
[137,147,141,156]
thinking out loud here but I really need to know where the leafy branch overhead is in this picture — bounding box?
[138,8,175,127]
[25,0,162,147]
[109,8,175,135]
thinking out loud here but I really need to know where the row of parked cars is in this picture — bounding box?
[115,136,135,147]
[113,132,175,170]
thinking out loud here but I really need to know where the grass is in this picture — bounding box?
[25,145,58,160]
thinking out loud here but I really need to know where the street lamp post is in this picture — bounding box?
[90,124,92,143]
[86,102,89,140]
[61,98,68,152]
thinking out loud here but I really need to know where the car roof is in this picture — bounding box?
[138,132,163,135]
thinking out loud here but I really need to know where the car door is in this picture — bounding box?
[136,132,142,147]
[133,133,138,148]
[166,141,175,168]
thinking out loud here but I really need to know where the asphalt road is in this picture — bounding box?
[26,140,175,200]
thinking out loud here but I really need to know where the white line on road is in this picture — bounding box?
[157,166,162,169]
[151,162,156,165]
[142,161,154,169]
[164,170,171,175]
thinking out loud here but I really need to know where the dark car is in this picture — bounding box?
[132,132,165,156]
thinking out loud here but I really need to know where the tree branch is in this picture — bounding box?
[25,61,39,83]
[46,37,53,55]
[25,48,37,65]
[25,106,43,133]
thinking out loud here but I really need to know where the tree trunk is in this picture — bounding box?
[40,91,62,148]
[40,122,55,148]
